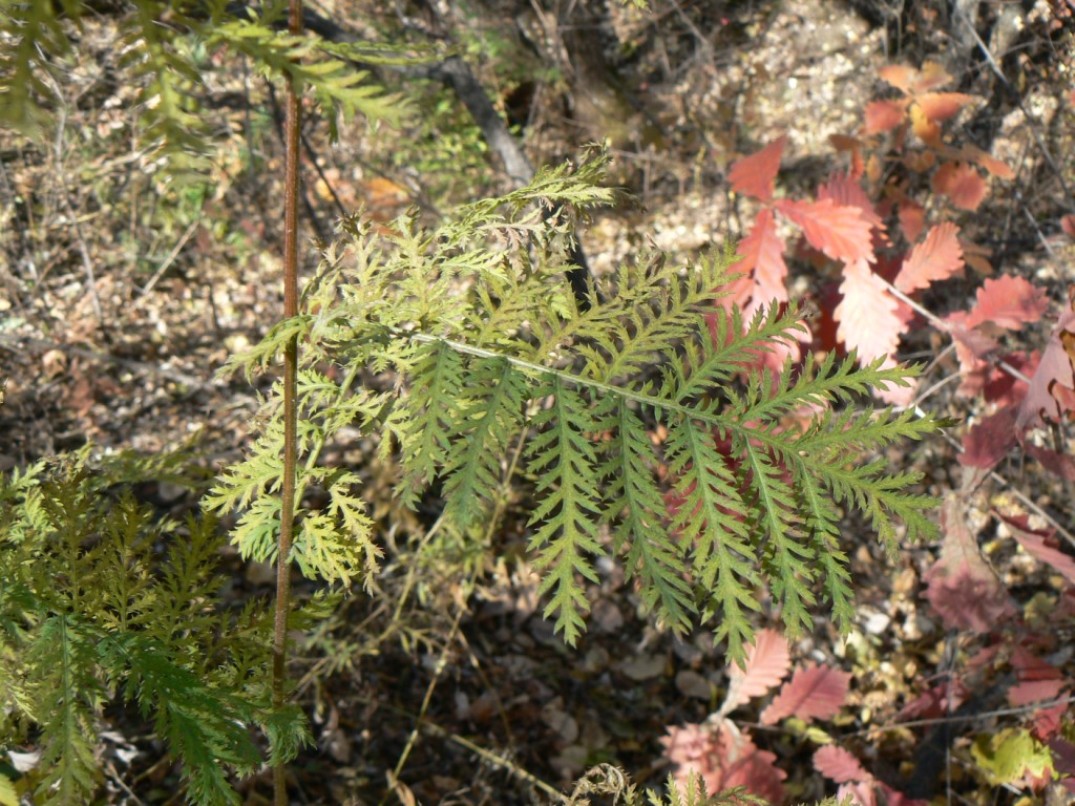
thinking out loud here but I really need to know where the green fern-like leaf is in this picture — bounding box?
[526,376,605,644]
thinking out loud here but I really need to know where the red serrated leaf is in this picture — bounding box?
[728,136,786,203]
[1016,311,1075,429]
[732,209,789,320]
[895,222,964,293]
[1033,702,1068,741]
[814,745,872,784]
[835,259,906,362]
[964,275,1049,330]
[999,512,1075,586]
[932,162,988,211]
[915,92,975,122]
[1007,646,1064,707]
[760,663,850,725]
[775,198,875,264]
[924,494,1016,632]
[818,172,885,234]
[959,406,1018,471]
[898,679,969,721]
[721,628,791,715]
[662,720,786,803]
[898,201,926,244]
[864,99,907,134]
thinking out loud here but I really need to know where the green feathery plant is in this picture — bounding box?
[211,148,940,665]
[0,446,318,804]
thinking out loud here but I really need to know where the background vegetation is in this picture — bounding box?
[1,0,1074,803]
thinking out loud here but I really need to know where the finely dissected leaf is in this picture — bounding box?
[526,376,604,645]
[924,494,1015,632]
[441,358,528,528]
[813,745,871,784]
[835,259,906,362]
[963,275,1049,331]
[665,418,759,661]
[1016,311,1075,429]
[759,663,850,725]
[727,137,786,203]
[775,198,875,264]
[396,339,464,502]
[895,222,964,293]
[931,162,988,211]
[720,628,791,715]
[602,400,694,633]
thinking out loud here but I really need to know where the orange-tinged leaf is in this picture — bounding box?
[895,222,964,293]
[910,103,941,146]
[775,198,874,264]
[813,745,871,784]
[916,92,975,122]
[915,60,954,92]
[932,162,988,211]
[964,275,1049,330]
[962,145,1015,180]
[878,63,916,93]
[721,628,791,715]
[835,259,906,361]
[728,136,786,203]
[864,99,906,134]
[760,664,850,725]
[898,200,926,243]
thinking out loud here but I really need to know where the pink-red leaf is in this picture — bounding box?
[924,494,1016,632]
[1025,444,1075,482]
[818,172,885,234]
[1016,311,1075,429]
[932,162,988,211]
[775,198,875,264]
[814,745,871,784]
[897,201,926,244]
[959,406,1018,471]
[728,136,786,203]
[760,663,850,725]
[721,628,791,715]
[895,222,964,293]
[999,512,1075,587]
[864,99,907,134]
[964,275,1049,331]
[662,720,786,803]
[1008,647,1064,707]
[732,208,789,320]
[835,259,907,362]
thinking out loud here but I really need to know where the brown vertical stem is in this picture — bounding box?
[274,0,303,803]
